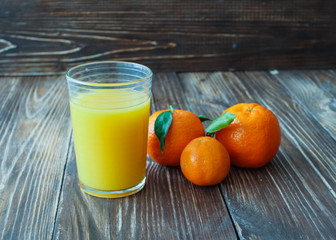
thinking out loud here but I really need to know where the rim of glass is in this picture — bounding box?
[66,61,153,87]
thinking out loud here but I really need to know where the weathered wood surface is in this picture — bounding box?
[178,70,336,239]
[0,77,72,239]
[1,0,336,76]
[0,70,335,239]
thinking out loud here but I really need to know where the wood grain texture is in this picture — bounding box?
[177,70,336,239]
[271,70,336,141]
[0,0,335,76]
[0,76,72,239]
[52,72,237,240]
[1,71,335,239]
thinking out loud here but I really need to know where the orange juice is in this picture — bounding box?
[70,90,150,196]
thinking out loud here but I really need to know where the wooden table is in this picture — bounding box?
[0,69,335,239]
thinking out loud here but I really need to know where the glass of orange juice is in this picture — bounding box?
[66,61,152,198]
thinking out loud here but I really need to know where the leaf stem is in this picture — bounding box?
[170,105,175,113]
[206,132,215,137]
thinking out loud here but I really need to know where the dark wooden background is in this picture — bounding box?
[1,0,335,76]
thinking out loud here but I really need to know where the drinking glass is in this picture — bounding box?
[66,61,152,198]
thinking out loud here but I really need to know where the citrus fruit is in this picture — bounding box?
[180,136,230,186]
[147,109,205,166]
[216,103,281,168]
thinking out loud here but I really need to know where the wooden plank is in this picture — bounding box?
[0,76,72,239]
[271,70,336,140]
[0,0,335,76]
[53,73,237,239]
[177,71,336,239]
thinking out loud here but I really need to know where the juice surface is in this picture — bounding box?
[70,90,150,191]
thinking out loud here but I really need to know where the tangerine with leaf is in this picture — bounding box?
[216,103,281,168]
[147,107,205,166]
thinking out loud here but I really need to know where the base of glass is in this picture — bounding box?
[79,177,146,198]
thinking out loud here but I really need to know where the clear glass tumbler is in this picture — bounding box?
[66,61,152,198]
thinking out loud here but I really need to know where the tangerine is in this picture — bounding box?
[147,109,205,166]
[216,103,281,168]
[180,136,230,186]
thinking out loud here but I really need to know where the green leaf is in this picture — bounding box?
[198,115,213,122]
[154,110,173,153]
[205,112,236,133]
